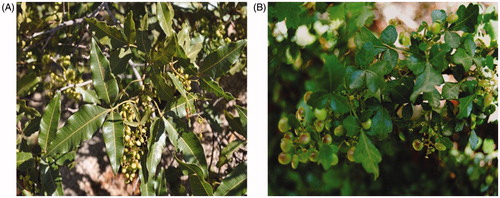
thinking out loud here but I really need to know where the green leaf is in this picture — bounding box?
[367,106,392,137]
[169,94,196,118]
[452,48,473,71]
[176,158,206,179]
[200,78,235,100]
[18,99,41,117]
[23,116,41,137]
[157,2,174,37]
[225,110,247,137]
[75,87,101,105]
[452,3,479,33]
[109,48,132,75]
[410,63,444,102]
[167,72,188,98]
[16,152,32,167]
[437,137,453,149]
[463,38,476,56]
[137,30,151,54]
[139,161,156,196]
[343,115,360,137]
[124,11,136,43]
[327,4,345,20]
[165,118,207,174]
[217,140,244,168]
[307,91,330,108]
[318,144,339,170]
[17,72,40,97]
[431,10,447,22]
[235,105,247,129]
[146,118,167,179]
[85,18,127,48]
[429,43,451,71]
[348,70,366,90]
[39,92,61,153]
[442,82,460,100]
[319,54,345,92]
[214,162,247,196]
[356,27,384,49]
[423,88,441,109]
[199,40,246,79]
[46,105,109,156]
[354,132,382,180]
[102,111,124,175]
[356,43,379,68]
[457,94,475,119]
[189,174,214,196]
[482,138,495,154]
[380,25,397,45]
[90,38,119,105]
[444,31,460,48]
[469,130,479,149]
[383,49,398,69]
[40,164,63,196]
[330,94,350,114]
[150,73,175,102]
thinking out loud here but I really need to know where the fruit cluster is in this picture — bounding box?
[50,67,83,100]
[174,67,192,91]
[277,92,371,169]
[119,102,147,183]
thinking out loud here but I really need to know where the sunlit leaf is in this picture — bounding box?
[39,92,61,153]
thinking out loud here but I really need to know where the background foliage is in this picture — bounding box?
[17,2,246,195]
[268,2,498,195]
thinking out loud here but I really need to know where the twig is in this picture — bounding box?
[27,3,104,40]
[128,59,145,67]
[104,2,119,26]
[59,80,93,91]
[130,63,144,86]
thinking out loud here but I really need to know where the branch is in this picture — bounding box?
[26,2,105,40]
[59,80,93,91]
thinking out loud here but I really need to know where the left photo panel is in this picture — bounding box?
[16,2,247,196]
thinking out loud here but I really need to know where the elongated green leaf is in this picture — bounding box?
[157,2,174,37]
[139,161,156,196]
[23,116,41,137]
[85,18,127,48]
[451,3,479,33]
[189,175,214,196]
[124,11,136,43]
[40,164,63,196]
[18,99,41,117]
[410,63,444,102]
[457,94,475,119]
[200,78,235,100]
[214,162,247,196]
[39,92,61,153]
[146,118,166,178]
[169,94,196,118]
[16,152,32,167]
[90,38,119,105]
[150,73,175,102]
[217,140,244,168]
[46,105,109,156]
[109,48,132,75]
[17,72,40,97]
[199,40,246,79]
[354,132,382,180]
[225,110,247,137]
[176,158,206,179]
[167,72,188,98]
[165,118,207,174]
[235,105,247,128]
[102,111,124,175]
[75,87,101,105]
[137,29,151,54]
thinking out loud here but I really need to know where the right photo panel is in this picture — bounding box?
[268,2,498,196]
